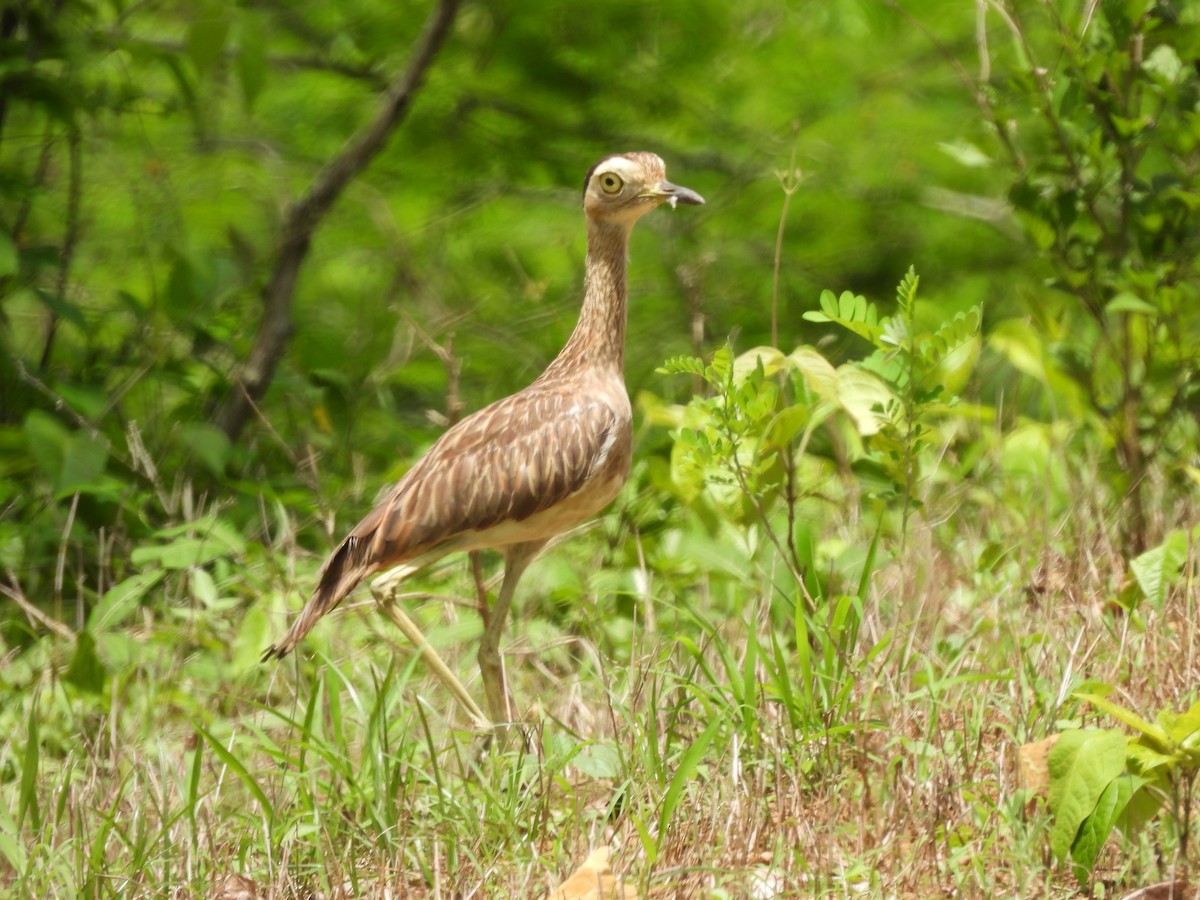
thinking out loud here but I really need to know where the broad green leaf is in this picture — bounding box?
[573,742,621,779]
[175,422,231,478]
[186,5,232,77]
[23,411,69,483]
[1106,292,1158,316]
[988,318,1047,382]
[733,346,785,382]
[88,568,166,632]
[786,346,837,399]
[1047,728,1127,864]
[1126,741,1178,774]
[231,605,269,675]
[835,366,892,435]
[131,535,238,569]
[191,568,219,607]
[1166,701,1200,746]
[1129,530,1189,608]
[1076,692,1171,751]
[64,631,108,694]
[57,430,109,497]
[1070,773,1141,883]
[762,404,811,450]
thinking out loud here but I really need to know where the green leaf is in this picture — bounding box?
[186,5,232,77]
[0,801,28,875]
[988,318,1047,382]
[657,717,721,842]
[573,742,621,779]
[803,290,885,345]
[1165,701,1200,747]
[0,229,17,278]
[1106,292,1158,316]
[1075,692,1172,751]
[1071,773,1141,883]
[196,725,275,829]
[18,699,40,830]
[786,346,838,400]
[191,567,219,607]
[174,422,231,477]
[231,604,269,675]
[1047,728,1127,864]
[56,430,109,497]
[0,524,24,570]
[1129,530,1189,608]
[732,346,784,382]
[131,518,246,570]
[64,631,108,694]
[88,568,167,632]
[23,411,69,483]
[708,345,733,384]
[236,12,268,108]
[835,366,893,436]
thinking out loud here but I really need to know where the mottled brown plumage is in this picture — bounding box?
[263,152,703,724]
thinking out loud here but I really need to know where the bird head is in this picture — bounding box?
[582,152,704,225]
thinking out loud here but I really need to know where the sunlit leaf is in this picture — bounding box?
[1047,728,1127,864]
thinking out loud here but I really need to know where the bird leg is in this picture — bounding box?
[477,542,542,730]
[370,567,491,730]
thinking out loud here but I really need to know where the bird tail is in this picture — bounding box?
[261,535,377,661]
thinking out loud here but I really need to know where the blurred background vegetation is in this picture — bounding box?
[1,0,1027,586]
[3,0,1200,894]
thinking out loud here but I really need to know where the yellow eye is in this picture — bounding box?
[599,172,623,194]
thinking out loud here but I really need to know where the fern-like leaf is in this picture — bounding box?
[657,355,707,377]
[803,290,886,346]
[895,266,919,317]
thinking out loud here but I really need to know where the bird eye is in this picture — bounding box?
[599,173,623,194]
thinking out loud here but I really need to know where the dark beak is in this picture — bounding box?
[655,180,705,208]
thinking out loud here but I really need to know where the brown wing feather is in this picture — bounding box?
[262,384,624,659]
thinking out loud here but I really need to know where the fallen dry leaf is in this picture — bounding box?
[548,847,637,900]
[1016,734,1059,800]
[209,873,260,900]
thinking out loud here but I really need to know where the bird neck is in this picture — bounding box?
[545,218,631,379]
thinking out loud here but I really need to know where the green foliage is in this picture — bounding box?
[1124,525,1198,609]
[1048,692,1200,886]
[2,0,1199,894]
[804,268,982,541]
[984,0,1200,551]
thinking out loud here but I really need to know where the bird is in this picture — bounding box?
[263,152,704,728]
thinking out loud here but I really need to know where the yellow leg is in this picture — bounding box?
[477,542,542,730]
[371,568,491,730]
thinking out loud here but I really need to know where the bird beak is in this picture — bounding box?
[652,180,705,209]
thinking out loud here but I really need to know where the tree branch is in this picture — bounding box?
[213,0,461,441]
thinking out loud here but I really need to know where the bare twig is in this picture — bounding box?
[771,144,801,349]
[214,0,462,441]
[1,573,75,642]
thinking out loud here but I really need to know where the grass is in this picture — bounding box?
[1,445,1198,898]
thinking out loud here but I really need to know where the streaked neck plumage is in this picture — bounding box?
[541,217,630,380]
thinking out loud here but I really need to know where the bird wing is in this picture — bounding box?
[360,383,627,558]
[262,384,626,661]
